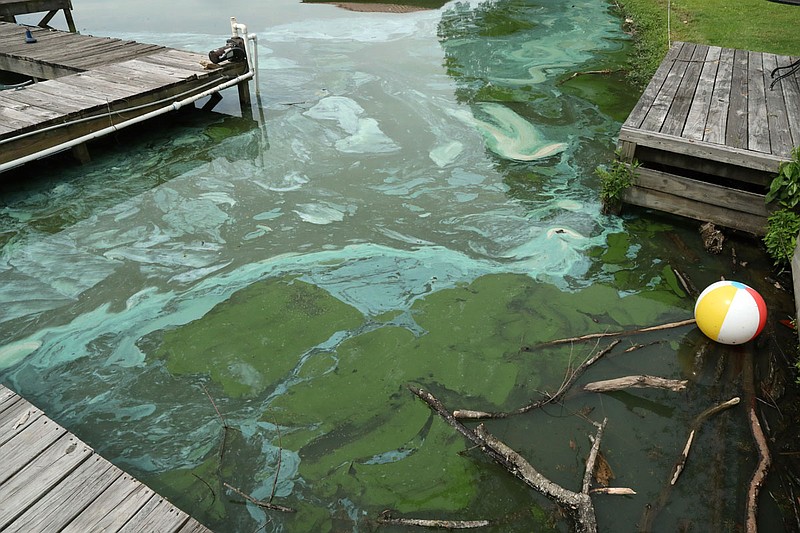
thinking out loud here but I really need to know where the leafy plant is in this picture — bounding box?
[766,146,800,208]
[596,150,639,213]
[764,208,800,267]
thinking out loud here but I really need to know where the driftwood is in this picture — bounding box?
[410,386,633,533]
[671,266,699,298]
[670,397,740,485]
[454,340,620,420]
[641,397,740,531]
[743,345,771,533]
[590,487,636,495]
[223,482,297,513]
[535,319,696,348]
[747,406,771,533]
[376,510,490,529]
[201,383,230,461]
[557,68,623,85]
[583,375,688,393]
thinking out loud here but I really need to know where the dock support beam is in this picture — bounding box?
[39,8,77,33]
[237,79,251,116]
[71,143,90,164]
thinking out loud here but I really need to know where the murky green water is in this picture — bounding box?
[1,0,794,531]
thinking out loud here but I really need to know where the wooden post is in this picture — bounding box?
[618,140,636,162]
[237,80,252,118]
[63,8,76,32]
[71,143,90,164]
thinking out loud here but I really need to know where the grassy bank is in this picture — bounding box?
[615,0,800,86]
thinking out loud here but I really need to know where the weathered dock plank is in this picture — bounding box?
[0,384,212,532]
[661,43,707,137]
[0,433,93,527]
[624,42,683,130]
[6,456,122,533]
[762,53,794,156]
[683,45,721,140]
[0,28,165,80]
[726,48,749,149]
[641,43,695,132]
[0,398,44,445]
[0,416,68,485]
[704,47,734,145]
[747,50,770,153]
[777,55,800,148]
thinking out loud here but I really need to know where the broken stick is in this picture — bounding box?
[536,318,696,348]
[670,397,740,485]
[642,396,740,530]
[223,482,296,513]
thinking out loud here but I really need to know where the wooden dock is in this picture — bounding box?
[618,42,800,235]
[0,20,252,172]
[0,383,212,532]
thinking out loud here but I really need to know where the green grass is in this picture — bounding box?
[615,0,800,86]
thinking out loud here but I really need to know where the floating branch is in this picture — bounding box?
[536,319,696,348]
[747,405,771,533]
[557,68,623,85]
[743,343,771,533]
[454,340,620,420]
[583,375,688,393]
[376,510,490,529]
[268,412,283,504]
[642,397,740,530]
[671,266,699,298]
[671,398,740,486]
[201,383,230,461]
[223,482,296,513]
[409,386,623,533]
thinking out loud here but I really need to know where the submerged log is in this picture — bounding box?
[376,510,490,529]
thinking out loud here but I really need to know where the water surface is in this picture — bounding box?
[2,0,791,531]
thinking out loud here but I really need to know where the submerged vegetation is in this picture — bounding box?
[595,149,639,214]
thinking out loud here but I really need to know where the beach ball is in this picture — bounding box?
[694,281,767,345]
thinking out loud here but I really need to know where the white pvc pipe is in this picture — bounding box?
[0,68,255,173]
[230,17,260,96]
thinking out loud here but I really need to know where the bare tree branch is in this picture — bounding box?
[454,340,620,420]
[536,319,696,348]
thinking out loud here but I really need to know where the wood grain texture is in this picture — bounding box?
[0,386,213,533]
